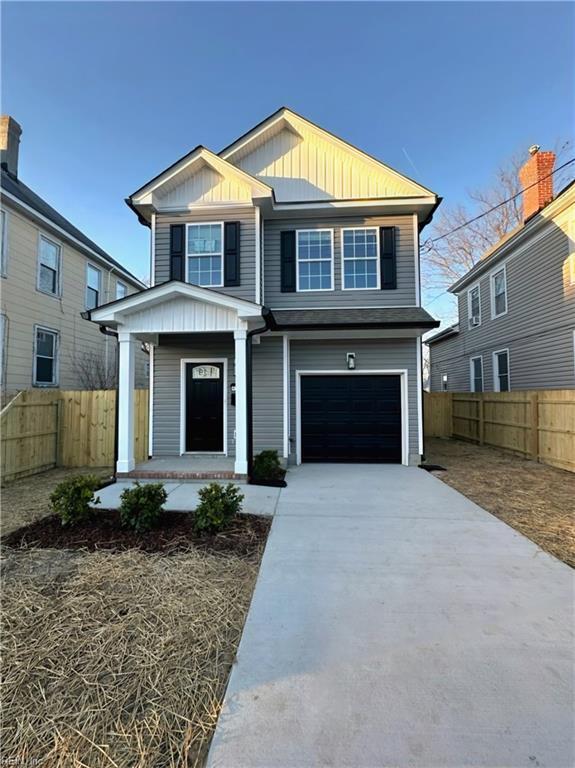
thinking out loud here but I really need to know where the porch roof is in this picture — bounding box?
[268,307,439,331]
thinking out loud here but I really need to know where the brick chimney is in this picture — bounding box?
[518,145,555,222]
[0,116,22,178]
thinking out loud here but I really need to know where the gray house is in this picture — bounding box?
[87,108,440,478]
[427,148,575,393]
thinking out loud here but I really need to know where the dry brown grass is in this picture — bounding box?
[1,545,261,767]
[426,438,575,567]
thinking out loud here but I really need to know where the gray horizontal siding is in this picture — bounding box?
[289,338,420,463]
[430,220,575,391]
[252,336,284,455]
[263,215,416,308]
[152,335,235,457]
[155,208,256,302]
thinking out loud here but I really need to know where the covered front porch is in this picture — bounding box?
[128,455,241,481]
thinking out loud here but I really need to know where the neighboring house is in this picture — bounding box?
[87,107,440,477]
[0,116,148,394]
[427,147,575,393]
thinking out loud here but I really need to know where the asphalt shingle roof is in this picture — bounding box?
[269,307,439,329]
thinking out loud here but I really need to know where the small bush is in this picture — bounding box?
[50,474,101,526]
[119,482,167,533]
[194,483,244,533]
[253,449,283,481]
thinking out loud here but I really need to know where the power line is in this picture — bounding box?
[421,157,575,251]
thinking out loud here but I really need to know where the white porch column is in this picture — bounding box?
[117,332,136,474]
[234,329,248,476]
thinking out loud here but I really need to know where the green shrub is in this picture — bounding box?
[119,482,167,532]
[50,474,101,526]
[194,483,244,533]
[253,449,283,481]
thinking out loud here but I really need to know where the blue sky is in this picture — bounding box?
[2,1,574,323]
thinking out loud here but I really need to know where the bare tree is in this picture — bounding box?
[422,140,573,290]
[71,350,117,390]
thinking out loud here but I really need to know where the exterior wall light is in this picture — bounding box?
[230,382,236,406]
[346,353,356,370]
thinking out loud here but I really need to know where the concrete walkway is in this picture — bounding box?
[207,464,574,768]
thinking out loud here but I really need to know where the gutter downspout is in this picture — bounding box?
[246,307,272,481]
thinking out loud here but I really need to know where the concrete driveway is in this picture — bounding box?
[207,464,574,768]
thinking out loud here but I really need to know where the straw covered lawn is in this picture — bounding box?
[1,544,262,767]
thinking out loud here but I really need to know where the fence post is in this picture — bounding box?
[478,395,485,445]
[55,398,62,467]
[530,392,539,461]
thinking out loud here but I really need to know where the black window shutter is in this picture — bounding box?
[170,224,185,281]
[380,226,396,290]
[224,222,240,287]
[280,231,296,292]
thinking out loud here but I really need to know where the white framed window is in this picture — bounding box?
[33,326,59,387]
[116,281,127,300]
[342,227,379,290]
[467,284,481,328]
[491,266,508,318]
[441,373,448,392]
[296,229,334,291]
[37,235,61,296]
[0,209,7,276]
[470,356,483,392]
[86,264,101,309]
[186,222,223,288]
[493,349,510,392]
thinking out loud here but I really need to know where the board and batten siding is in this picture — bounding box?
[152,335,236,457]
[252,336,284,455]
[289,338,420,463]
[429,214,575,391]
[154,208,257,303]
[263,215,416,308]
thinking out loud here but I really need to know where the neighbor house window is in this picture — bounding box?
[38,235,61,296]
[442,374,448,392]
[467,284,481,328]
[493,349,510,391]
[0,313,6,386]
[491,267,507,317]
[86,264,101,309]
[116,281,127,300]
[34,326,58,386]
[342,228,379,289]
[470,356,483,392]
[186,222,223,287]
[296,229,333,291]
[0,209,6,276]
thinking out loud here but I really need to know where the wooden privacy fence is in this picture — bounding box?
[1,389,149,483]
[424,390,575,473]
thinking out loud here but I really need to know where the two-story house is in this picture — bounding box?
[0,116,147,395]
[427,147,575,393]
[86,108,440,478]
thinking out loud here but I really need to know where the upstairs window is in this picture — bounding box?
[116,281,127,300]
[491,267,507,318]
[470,356,483,392]
[186,223,223,287]
[86,264,101,309]
[493,349,510,391]
[342,228,379,290]
[467,285,481,328]
[0,209,6,276]
[296,229,333,291]
[34,326,59,386]
[38,235,61,296]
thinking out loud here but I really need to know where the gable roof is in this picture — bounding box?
[1,169,145,288]
[424,323,460,345]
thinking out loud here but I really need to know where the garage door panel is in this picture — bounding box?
[300,375,402,463]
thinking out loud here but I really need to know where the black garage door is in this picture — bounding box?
[300,375,402,463]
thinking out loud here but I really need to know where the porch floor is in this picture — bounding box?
[119,456,245,482]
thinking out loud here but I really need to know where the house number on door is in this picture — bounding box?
[192,365,220,380]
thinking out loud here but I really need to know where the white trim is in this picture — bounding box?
[148,344,154,457]
[271,197,437,212]
[295,369,409,466]
[179,358,228,456]
[340,226,381,291]
[86,262,102,310]
[255,206,262,305]
[1,189,145,289]
[296,228,335,292]
[150,212,156,287]
[490,264,508,319]
[492,348,511,392]
[0,207,8,277]
[283,334,290,458]
[233,330,248,475]
[117,333,136,473]
[416,338,423,454]
[413,213,421,305]
[467,282,481,328]
[469,355,484,393]
[36,232,62,298]
[33,324,60,387]
[184,221,224,289]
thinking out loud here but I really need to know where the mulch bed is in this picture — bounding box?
[3,511,271,559]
